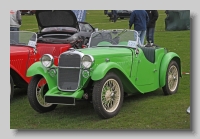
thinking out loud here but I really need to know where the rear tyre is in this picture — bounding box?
[10,75,14,101]
[162,60,180,95]
[92,72,124,119]
[27,75,57,113]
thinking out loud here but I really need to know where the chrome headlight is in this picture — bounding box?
[81,55,94,69]
[41,54,54,68]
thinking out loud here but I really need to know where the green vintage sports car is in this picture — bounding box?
[26,29,181,119]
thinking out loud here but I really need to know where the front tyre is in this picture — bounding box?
[10,75,14,101]
[92,72,124,119]
[162,60,180,95]
[27,75,57,113]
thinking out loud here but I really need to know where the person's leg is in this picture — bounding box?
[10,27,16,31]
[135,31,142,46]
[10,27,19,43]
[10,27,19,31]
[148,28,155,43]
[140,30,146,45]
[112,14,114,22]
[146,28,149,43]
[114,15,117,22]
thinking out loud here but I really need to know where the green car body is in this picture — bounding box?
[26,29,181,119]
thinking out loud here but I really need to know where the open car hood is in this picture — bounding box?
[35,10,79,31]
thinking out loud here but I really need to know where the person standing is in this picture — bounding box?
[113,10,118,23]
[10,10,22,43]
[129,10,149,46]
[104,10,108,15]
[111,10,117,23]
[145,10,159,46]
[10,10,22,31]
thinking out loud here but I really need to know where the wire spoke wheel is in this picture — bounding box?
[162,60,180,95]
[101,79,120,113]
[27,75,57,113]
[93,72,124,119]
[36,78,52,107]
[168,65,178,92]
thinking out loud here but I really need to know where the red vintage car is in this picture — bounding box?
[10,10,88,100]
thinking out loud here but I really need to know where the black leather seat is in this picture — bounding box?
[140,47,156,63]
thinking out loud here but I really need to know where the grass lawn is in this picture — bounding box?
[10,10,190,130]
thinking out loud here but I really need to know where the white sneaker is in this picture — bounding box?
[187,106,190,114]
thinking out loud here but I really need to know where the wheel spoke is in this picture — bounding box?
[101,78,121,113]
[102,86,107,93]
[168,65,178,92]
[36,78,52,107]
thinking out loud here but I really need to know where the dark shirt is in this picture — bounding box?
[129,10,149,31]
[145,10,158,28]
[111,10,117,15]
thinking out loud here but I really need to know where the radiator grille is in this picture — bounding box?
[59,53,80,67]
[58,53,81,91]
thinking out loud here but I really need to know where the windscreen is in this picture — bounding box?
[10,31,37,48]
[88,29,139,48]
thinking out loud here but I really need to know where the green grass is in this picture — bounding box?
[10,10,190,130]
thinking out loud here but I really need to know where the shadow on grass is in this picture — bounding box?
[35,89,165,120]
[11,88,27,103]
[11,87,169,122]
[124,88,164,102]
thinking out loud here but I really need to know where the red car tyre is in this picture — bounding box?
[10,75,14,101]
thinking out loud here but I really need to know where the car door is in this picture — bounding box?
[10,46,33,83]
[134,49,156,86]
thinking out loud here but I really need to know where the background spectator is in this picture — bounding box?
[104,10,108,15]
[10,10,21,43]
[10,10,22,31]
[129,10,149,46]
[145,10,159,46]
[111,10,117,23]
